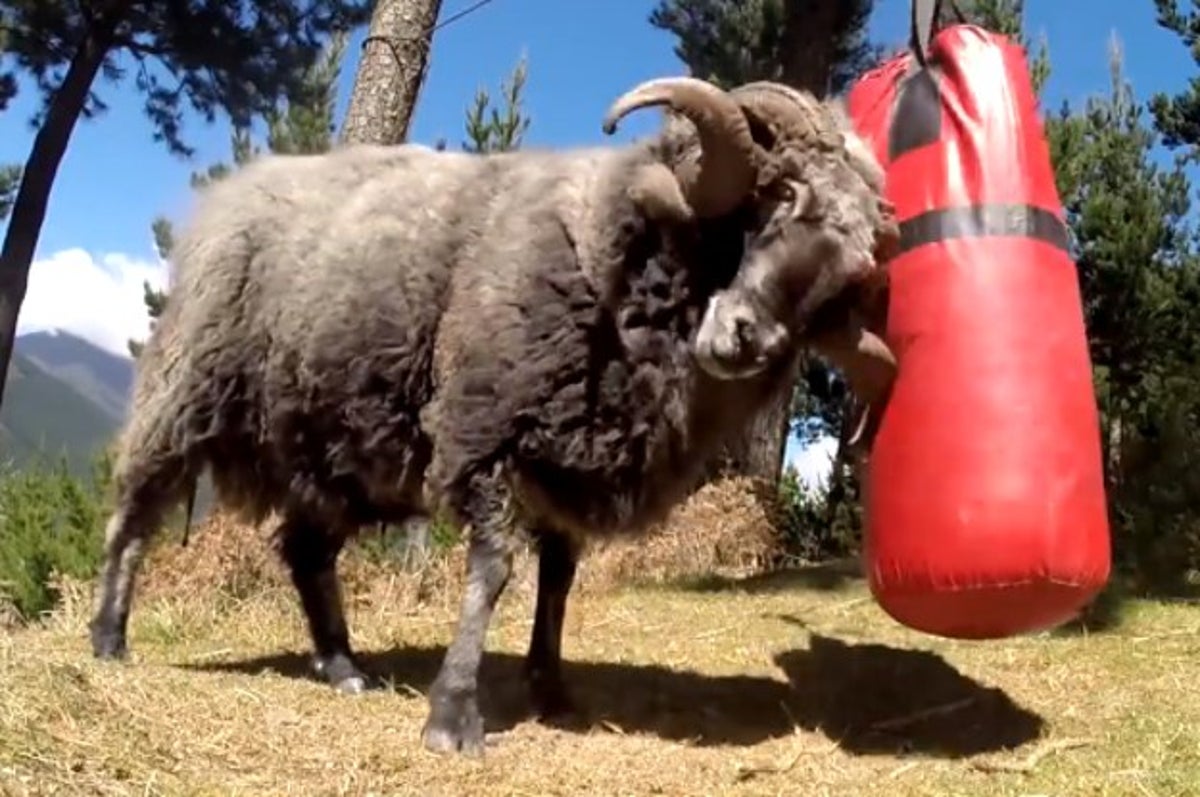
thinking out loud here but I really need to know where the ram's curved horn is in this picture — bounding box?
[602,76,758,217]
[728,81,841,149]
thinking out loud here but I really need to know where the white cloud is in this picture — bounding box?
[17,248,167,358]
[784,433,838,492]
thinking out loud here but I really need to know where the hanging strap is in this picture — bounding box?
[910,0,966,65]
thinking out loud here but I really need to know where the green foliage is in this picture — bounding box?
[1046,34,1200,589]
[265,32,348,156]
[1149,0,1200,159]
[463,53,531,153]
[0,11,16,112]
[776,467,831,559]
[0,163,19,221]
[355,512,463,567]
[649,0,880,95]
[0,18,15,218]
[775,464,865,561]
[0,0,370,158]
[0,454,111,621]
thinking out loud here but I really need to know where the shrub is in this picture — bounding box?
[354,512,463,571]
[0,454,111,622]
[775,463,863,562]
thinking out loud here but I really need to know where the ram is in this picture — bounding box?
[88,76,899,756]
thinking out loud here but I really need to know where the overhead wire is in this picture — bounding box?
[429,0,501,35]
[360,0,501,57]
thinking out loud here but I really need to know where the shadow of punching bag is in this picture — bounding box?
[844,0,1111,639]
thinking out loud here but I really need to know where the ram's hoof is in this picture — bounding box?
[89,619,128,661]
[421,692,486,756]
[334,675,370,695]
[313,653,374,694]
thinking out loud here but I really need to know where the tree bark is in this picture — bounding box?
[339,0,446,145]
[338,0,445,559]
[780,0,842,98]
[705,369,798,485]
[706,1,848,488]
[0,26,114,412]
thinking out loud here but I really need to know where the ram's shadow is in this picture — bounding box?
[674,558,864,594]
[185,631,1043,756]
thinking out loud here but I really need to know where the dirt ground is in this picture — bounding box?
[1,553,1197,797]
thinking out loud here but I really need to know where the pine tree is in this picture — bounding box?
[649,0,880,97]
[462,53,532,153]
[1149,0,1200,160]
[0,0,372,410]
[1049,35,1200,586]
[649,1,881,551]
[0,165,18,222]
[129,33,350,358]
[0,23,18,221]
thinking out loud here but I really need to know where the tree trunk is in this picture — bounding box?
[338,0,445,559]
[0,26,113,412]
[705,376,796,485]
[339,0,445,145]
[705,1,848,488]
[780,0,842,98]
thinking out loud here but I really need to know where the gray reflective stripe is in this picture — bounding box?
[898,204,1072,255]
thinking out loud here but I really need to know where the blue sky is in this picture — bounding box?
[0,0,1193,485]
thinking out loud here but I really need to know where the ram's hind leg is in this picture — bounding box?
[276,513,373,694]
[90,457,192,660]
[525,531,579,719]
[422,470,517,756]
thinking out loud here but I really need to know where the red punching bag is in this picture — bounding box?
[844,0,1111,639]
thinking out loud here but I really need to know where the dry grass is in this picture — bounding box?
[2,479,1198,795]
[581,476,786,589]
[115,475,787,620]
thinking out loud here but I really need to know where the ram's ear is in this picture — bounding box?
[628,163,696,222]
[815,321,895,408]
[808,309,896,458]
[856,261,891,336]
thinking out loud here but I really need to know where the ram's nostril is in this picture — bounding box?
[734,316,754,347]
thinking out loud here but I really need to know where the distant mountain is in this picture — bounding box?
[16,330,133,422]
[0,335,127,473]
[1,330,216,521]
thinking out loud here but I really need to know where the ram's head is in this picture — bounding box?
[602,77,899,432]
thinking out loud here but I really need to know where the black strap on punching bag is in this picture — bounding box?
[909,0,966,66]
[895,0,1072,256]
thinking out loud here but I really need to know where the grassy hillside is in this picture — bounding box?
[0,350,120,473]
[1,547,1196,796]
[16,330,133,422]
[0,332,216,523]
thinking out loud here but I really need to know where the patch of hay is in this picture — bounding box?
[134,475,783,613]
[7,563,1197,796]
[580,476,785,590]
[137,512,477,616]
[139,513,289,604]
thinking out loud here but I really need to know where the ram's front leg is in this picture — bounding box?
[421,472,516,756]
